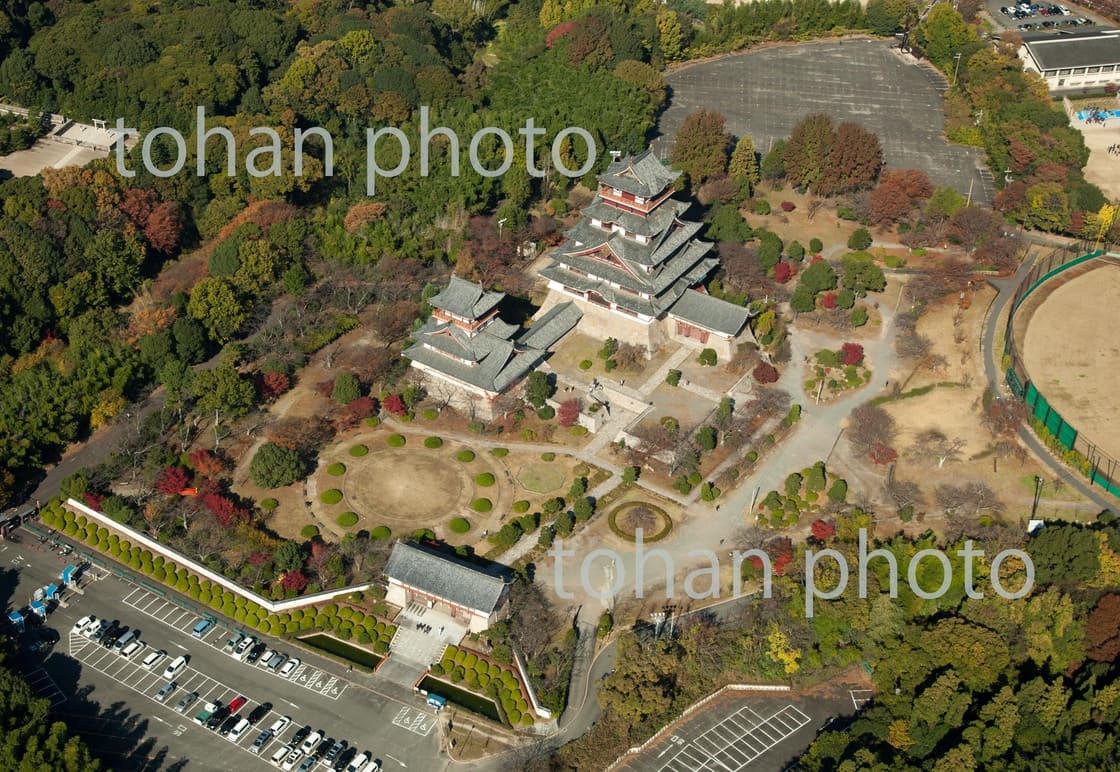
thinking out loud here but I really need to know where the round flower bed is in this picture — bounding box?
[386,434,406,447]
[608,501,673,542]
[424,436,443,449]
[337,512,359,527]
[475,472,495,487]
[449,517,471,534]
[327,462,346,476]
[470,498,493,513]
[320,489,344,505]
[456,450,476,462]
[349,444,370,457]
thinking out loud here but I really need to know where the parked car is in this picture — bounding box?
[120,639,146,659]
[333,747,357,771]
[174,691,199,714]
[113,629,139,653]
[155,681,176,702]
[359,761,381,772]
[323,739,347,765]
[248,701,273,724]
[141,649,167,670]
[246,642,267,664]
[279,658,300,678]
[223,632,244,653]
[270,744,293,766]
[269,716,291,736]
[205,706,231,730]
[345,753,370,772]
[257,647,277,667]
[314,738,333,759]
[218,714,241,736]
[228,694,248,713]
[72,615,96,635]
[299,730,322,755]
[280,749,303,771]
[250,727,274,754]
[234,636,255,660]
[296,756,316,772]
[267,652,288,672]
[291,721,313,748]
[191,618,214,638]
[163,654,188,679]
[86,619,109,640]
[101,623,126,647]
[228,717,252,742]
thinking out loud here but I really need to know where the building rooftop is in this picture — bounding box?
[384,542,508,615]
[598,150,680,199]
[668,289,752,336]
[429,275,505,319]
[1020,27,1120,70]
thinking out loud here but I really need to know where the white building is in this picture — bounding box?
[1018,27,1120,92]
[383,541,510,634]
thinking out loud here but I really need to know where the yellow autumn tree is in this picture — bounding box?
[766,623,801,675]
[887,719,915,751]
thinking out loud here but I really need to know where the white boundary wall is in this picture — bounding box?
[606,683,792,770]
[511,644,553,720]
[65,498,375,613]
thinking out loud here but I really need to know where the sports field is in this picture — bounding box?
[656,39,993,203]
[1022,263,1120,460]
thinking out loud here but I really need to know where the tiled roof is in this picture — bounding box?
[429,275,505,319]
[668,289,752,336]
[384,542,508,614]
[597,150,680,198]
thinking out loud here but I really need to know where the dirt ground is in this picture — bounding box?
[1021,263,1120,461]
[1074,114,1120,200]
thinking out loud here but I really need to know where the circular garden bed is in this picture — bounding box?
[608,501,673,542]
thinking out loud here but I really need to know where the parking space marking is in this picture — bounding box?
[392,706,436,737]
[850,689,874,711]
[659,704,812,772]
[22,666,67,708]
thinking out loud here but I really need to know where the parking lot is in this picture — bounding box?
[619,689,855,772]
[3,533,443,771]
[654,39,994,205]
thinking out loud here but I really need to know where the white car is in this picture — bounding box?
[269,744,292,766]
[72,615,96,635]
[280,749,304,771]
[257,647,277,667]
[234,636,256,660]
[141,649,167,670]
[360,761,381,772]
[228,717,252,742]
[120,639,146,659]
[345,752,370,772]
[298,730,322,755]
[85,620,109,639]
[163,654,187,679]
[278,658,300,678]
[269,716,291,735]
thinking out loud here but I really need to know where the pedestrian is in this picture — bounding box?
[348,665,352,672]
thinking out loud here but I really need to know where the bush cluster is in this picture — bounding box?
[432,645,530,726]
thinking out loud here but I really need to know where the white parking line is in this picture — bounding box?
[659,704,812,772]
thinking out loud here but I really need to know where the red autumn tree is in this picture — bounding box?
[820,291,837,309]
[770,537,794,576]
[83,491,105,510]
[259,371,291,401]
[346,396,377,422]
[155,466,192,496]
[811,519,837,541]
[558,398,581,427]
[1086,594,1120,662]
[545,21,576,48]
[753,361,779,384]
[383,393,407,416]
[189,449,225,478]
[281,570,309,593]
[869,443,898,465]
[145,202,184,254]
[841,342,864,366]
[773,262,795,284]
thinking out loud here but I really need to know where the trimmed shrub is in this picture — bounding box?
[449,517,471,534]
[475,472,496,487]
[371,525,392,540]
[512,500,531,513]
[424,436,443,449]
[422,408,439,420]
[337,512,359,527]
[349,444,370,457]
[578,359,593,370]
[300,524,320,539]
[491,448,509,458]
[536,405,555,420]
[320,489,343,505]
[260,498,279,511]
[327,462,346,476]
[470,498,493,513]
[540,452,556,462]
[456,450,476,463]
[386,434,405,447]
[364,417,381,427]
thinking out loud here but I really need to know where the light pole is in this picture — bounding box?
[497,217,508,241]
[951,52,963,88]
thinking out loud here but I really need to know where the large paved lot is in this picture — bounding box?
[618,689,853,772]
[2,534,442,771]
[655,40,994,204]
[0,139,106,177]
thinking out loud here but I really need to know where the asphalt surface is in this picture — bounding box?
[2,531,442,771]
[654,39,994,205]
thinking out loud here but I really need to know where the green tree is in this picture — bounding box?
[696,425,717,451]
[250,441,306,488]
[757,230,783,270]
[918,4,979,74]
[671,109,731,185]
[800,260,838,294]
[332,372,361,405]
[274,540,304,572]
[847,228,873,251]
[790,284,816,313]
[192,365,256,420]
[728,135,760,189]
[841,251,886,295]
[761,139,787,182]
[187,277,247,344]
[783,113,834,191]
[525,371,553,408]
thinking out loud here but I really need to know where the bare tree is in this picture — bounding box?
[896,330,933,360]
[613,342,646,371]
[982,396,1027,440]
[909,429,966,468]
[935,481,1004,516]
[886,477,924,510]
[848,405,897,454]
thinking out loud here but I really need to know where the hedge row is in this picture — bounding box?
[43,502,398,651]
[432,644,532,726]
